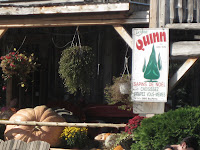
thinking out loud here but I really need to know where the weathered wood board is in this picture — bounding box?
[0,3,130,15]
[171,41,200,57]
[0,11,149,28]
[0,139,50,150]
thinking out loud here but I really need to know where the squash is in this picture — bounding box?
[114,145,124,150]
[94,133,112,141]
[4,105,65,147]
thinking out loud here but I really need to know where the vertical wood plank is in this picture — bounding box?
[159,0,167,27]
[170,0,175,23]
[12,139,21,149]
[149,0,159,27]
[6,78,12,108]
[183,0,187,22]
[27,141,34,150]
[178,0,183,23]
[18,140,26,150]
[197,0,200,22]
[0,139,4,149]
[188,0,194,22]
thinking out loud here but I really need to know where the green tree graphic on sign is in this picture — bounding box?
[142,45,162,82]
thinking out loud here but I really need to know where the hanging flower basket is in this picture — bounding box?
[119,82,131,95]
[104,74,132,110]
[0,50,37,87]
[58,46,94,95]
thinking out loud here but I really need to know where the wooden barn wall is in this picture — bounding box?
[0,25,138,108]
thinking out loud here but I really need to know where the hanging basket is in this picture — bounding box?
[119,82,131,95]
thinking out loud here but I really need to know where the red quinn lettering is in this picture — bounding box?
[136,31,166,51]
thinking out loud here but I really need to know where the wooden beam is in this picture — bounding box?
[0,3,130,15]
[171,41,200,57]
[113,25,133,49]
[0,28,7,39]
[0,11,149,28]
[166,23,200,29]
[0,120,126,128]
[168,58,198,93]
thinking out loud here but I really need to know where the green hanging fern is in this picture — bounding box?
[58,46,94,95]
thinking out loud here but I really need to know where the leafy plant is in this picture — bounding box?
[60,126,89,149]
[131,106,200,150]
[0,49,38,87]
[58,46,94,95]
[104,74,132,110]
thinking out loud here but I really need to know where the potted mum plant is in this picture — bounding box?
[104,74,132,110]
[0,49,37,87]
[60,126,89,149]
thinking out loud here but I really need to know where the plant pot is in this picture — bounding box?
[119,82,131,94]
[120,138,133,150]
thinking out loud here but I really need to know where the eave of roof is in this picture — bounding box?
[0,1,130,15]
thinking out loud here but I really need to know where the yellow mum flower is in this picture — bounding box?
[21,83,25,87]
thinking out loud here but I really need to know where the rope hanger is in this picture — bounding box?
[121,45,130,80]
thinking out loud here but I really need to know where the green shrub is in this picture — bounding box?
[131,106,200,150]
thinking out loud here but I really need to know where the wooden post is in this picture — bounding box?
[149,0,159,28]
[0,28,9,106]
[170,0,175,24]
[197,0,200,23]
[6,79,12,107]
[159,0,167,27]
[187,0,194,23]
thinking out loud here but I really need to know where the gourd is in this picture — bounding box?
[113,145,124,150]
[4,105,65,147]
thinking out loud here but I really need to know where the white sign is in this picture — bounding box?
[131,28,169,102]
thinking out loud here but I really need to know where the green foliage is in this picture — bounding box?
[104,74,132,110]
[60,126,89,149]
[58,46,94,95]
[131,107,200,150]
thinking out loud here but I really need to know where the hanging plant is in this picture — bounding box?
[119,75,131,94]
[58,46,94,95]
[0,49,38,87]
[104,74,132,110]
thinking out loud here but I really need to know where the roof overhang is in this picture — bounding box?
[0,2,130,15]
[0,1,149,28]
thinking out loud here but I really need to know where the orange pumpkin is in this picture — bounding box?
[4,105,65,147]
[114,145,124,150]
